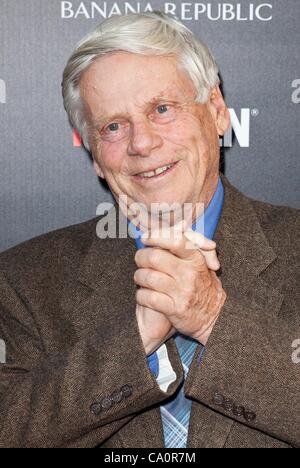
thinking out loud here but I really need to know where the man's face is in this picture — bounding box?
[80,52,229,218]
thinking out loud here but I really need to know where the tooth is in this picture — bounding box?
[140,163,174,178]
[156,166,167,175]
[143,171,155,178]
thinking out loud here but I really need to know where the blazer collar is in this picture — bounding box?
[215,174,277,293]
[78,210,137,292]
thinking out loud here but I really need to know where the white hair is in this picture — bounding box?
[62,11,220,151]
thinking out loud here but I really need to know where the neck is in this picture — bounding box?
[190,172,220,226]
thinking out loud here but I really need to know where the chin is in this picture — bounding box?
[142,193,184,207]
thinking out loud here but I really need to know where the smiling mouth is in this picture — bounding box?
[134,162,178,179]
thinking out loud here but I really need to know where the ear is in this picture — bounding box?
[207,86,231,136]
[93,160,105,179]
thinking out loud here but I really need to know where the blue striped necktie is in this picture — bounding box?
[161,334,201,448]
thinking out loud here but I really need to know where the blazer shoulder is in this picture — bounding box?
[0,217,99,289]
[250,198,299,273]
[251,199,299,243]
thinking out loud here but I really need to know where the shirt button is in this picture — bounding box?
[101,397,113,411]
[244,411,257,423]
[90,402,102,416]
[111,391,123,404]
[121,385,133,398]
[223,399,235,412]
[233,405,245,417]
[213,392,225,406]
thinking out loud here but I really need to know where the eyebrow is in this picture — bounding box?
[91,94,183,129]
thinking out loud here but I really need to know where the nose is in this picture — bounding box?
[127,118,163,157]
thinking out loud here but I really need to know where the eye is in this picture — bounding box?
[107,122,120,132]
[157,104,169,114]
[100,120,129,143]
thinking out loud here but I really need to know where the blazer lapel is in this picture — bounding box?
[187,176,283,448]
[60,208,138,336]
[215,175,283,315]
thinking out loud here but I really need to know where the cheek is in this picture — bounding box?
[167,118,210,161]
[185,112,218,165]
[96,141,127,175]
[197,109,219,149]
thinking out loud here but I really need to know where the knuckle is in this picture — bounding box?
[145,269,155,286]
[149,249,161,267]
[174,293,189,315]
[136,288,156,308]
[150,291,159,307]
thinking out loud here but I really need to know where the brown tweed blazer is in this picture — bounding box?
[0,175,299,448]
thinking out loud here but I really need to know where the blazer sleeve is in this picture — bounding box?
[0,271,183,448]
[184,288,300,448]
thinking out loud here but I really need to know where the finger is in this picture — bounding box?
[137,237,220,272]
[184,230,216,251]
[136,288,174,315]
[200,250,221,271]
[142,219,188,240]
[135,248,180,279]
[134,268,176,297]
[184,232,220,270]
[141,230,216,261]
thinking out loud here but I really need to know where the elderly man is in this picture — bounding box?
[0,12,299,449]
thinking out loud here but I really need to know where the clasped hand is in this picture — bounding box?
[134,228,227,355]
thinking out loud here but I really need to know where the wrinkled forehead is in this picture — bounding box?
[79,52,197,118]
